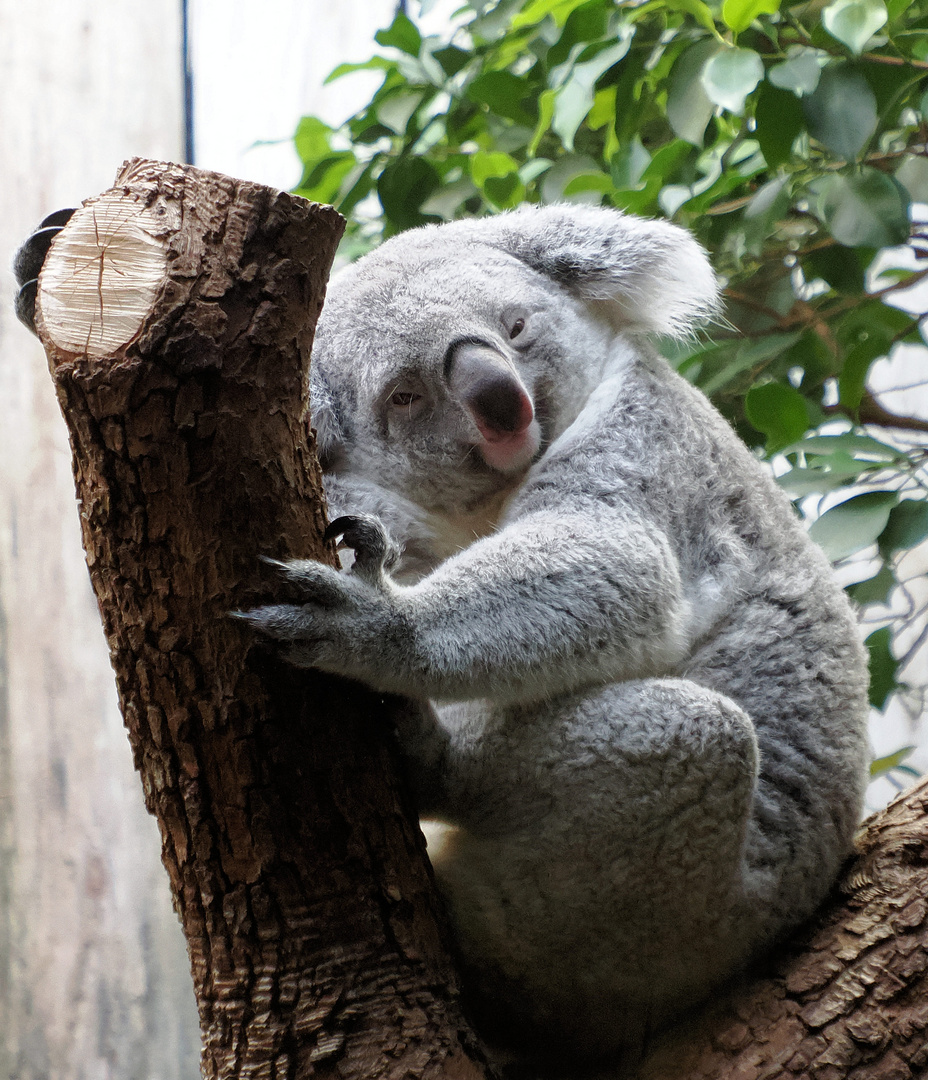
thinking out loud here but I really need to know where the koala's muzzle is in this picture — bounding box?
[446,340,540,473]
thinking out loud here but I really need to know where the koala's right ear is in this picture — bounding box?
[457,204,720,340]
[308,365,346,468]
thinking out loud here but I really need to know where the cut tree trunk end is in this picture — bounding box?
[34,158,489,1080]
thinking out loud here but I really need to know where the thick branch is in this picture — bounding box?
[635,776,928,1080]
[35,159,488,1080]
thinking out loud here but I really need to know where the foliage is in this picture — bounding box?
[293,0,928,762]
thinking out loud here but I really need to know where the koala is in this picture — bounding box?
[15,204,870,1068]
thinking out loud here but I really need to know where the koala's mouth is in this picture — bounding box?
[473,416,541,473]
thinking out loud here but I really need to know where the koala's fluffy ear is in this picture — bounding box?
[457,205,720,339]
[308,365,346,467]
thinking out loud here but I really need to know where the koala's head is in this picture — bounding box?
[310,204,718,518]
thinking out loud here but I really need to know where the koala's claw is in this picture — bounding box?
[324,514,400,579]
[256,555,346,608]
[13,208,77,333]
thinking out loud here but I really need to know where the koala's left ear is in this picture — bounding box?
[461,204,721,339]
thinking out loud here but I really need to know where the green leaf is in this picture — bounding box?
[822,0,888,56]
[541,153,603,202]
[839,339,876,409]
[376,91,425,135]
[324,57,394,84]
[754,84,805,167]
[468,71,536,124]
[610,138,651,189]
[870,745,915,778]
[768,46,823,97]
[295,153,356,205]
[511,0,592,29]
[294,115,335,163]
[563,171,616,195]
[471,151,526,208]
[896,155,928,203]
[865,625,897,709]
[722,0,781,33]
[528,88,557,156]
[377,156,441,229]
[817,168,910,248]
[742,175,791,253]
[432,45,472,77]
[803,245,866,294]
[808,491,898,561]
[701,47,764,114]
[484,173,526,207]
[848,563,895,606]
[777,452,882,496]
[667,39,723,147]
[781,433,905,461]
[697,332,801,396]
[879,499,928,554]
[547,1,611,66]
[551,36,634,150]
[375,11,423,56]
[471,153,529,209]
[745,382,810,450]
[803,63,877,161]
[627,0,717,32]
[470,150,519,185]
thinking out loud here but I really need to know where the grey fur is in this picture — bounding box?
[243,205,870,1065]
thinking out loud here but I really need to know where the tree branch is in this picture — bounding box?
[634,776,928,1080]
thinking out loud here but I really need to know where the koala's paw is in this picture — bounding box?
[324,514,400,583]
[235,553,397,677]
[13,209,77,333]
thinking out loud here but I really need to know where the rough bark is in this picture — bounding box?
[34,158,488,1080]
[635,775,928,1080]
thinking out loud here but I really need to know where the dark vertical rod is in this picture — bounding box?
[182,0,195,165]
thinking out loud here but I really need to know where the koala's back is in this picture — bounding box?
[428,347,869,1059]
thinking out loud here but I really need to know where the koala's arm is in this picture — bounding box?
[243,506,687,704]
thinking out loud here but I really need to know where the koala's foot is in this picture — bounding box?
[324,514,400,583]
[13,209,77,333]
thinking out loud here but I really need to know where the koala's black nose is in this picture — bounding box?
[469,375,533,433]
[446,340,534,436]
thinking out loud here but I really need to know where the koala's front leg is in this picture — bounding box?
[242,509,687,704]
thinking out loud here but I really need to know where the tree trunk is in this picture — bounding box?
[34,158,489,1080]
[635,774,928,1080]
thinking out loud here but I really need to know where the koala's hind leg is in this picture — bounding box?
[429,678,762,1062]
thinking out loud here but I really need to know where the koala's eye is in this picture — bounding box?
[390,390,422,408]
[508,318,526,339]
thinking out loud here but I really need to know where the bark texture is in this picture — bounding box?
[635,775,928,1080]
[35,158,487,1080]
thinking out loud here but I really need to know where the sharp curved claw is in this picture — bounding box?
[324,514,399,576]
[13,208,78,334]
[14,280,39,332]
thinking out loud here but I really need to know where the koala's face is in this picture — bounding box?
[311,242,615,517]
